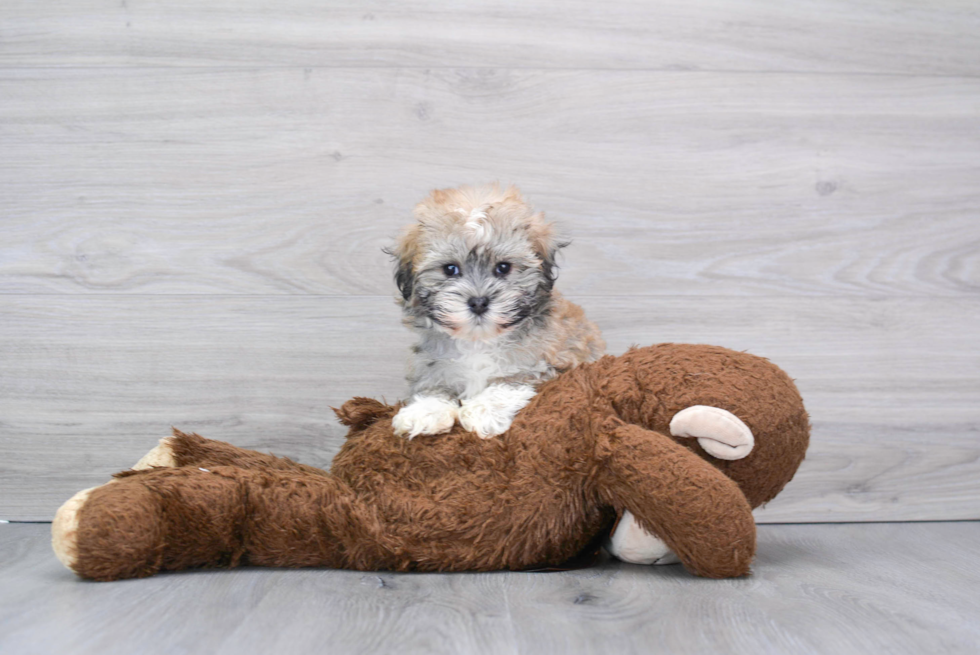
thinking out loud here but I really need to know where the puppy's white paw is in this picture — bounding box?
[606,510,680,566]
[670,405,754,460]
[459,384,536,439]
[392,395,459,439]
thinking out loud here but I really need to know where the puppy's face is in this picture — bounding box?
[391,185,562,342]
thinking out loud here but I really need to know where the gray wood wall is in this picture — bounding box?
[2,1,978,521]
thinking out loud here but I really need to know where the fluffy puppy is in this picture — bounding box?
[388,183,605,439]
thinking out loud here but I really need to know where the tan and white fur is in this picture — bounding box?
[388,184,605,439]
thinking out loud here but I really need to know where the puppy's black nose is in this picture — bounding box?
[467,296,490,315]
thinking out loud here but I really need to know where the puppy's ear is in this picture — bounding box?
[384,223,421,302]
[526,212,569,290]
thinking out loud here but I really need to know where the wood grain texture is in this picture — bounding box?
[3,3,979,528]
[2,522,979,655]
[1,68,978,297]
[2,0,980,75]
[2,295,977,522]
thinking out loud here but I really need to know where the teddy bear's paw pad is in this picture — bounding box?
[51,485,100,570]
[393,396,458,439]
[670,405,754,460]
[132,436,178,470]
[606,510,678,565]
[459,384,536,439]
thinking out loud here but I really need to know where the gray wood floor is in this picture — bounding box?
[2,521,979,655]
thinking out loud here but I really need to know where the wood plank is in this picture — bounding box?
[2,295,977,522]
[1,1,979,75]
[2,522,979,654]
[2,69,978,297]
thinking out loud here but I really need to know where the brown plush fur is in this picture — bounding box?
[60,343,809,582]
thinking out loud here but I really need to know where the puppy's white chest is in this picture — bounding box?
[454,347,506,399]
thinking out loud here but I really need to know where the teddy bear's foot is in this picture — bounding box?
[132,436,178,470]
[670,405,754,460]
[606,510,680,565]
[51,485,101,570]
[53,432,177,572]
[51,477,170,580]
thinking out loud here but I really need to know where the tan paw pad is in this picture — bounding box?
[51,486,97,570]
[132,436,178,470]
[606,510,678,565]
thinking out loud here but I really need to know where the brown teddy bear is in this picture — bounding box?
[51,343,809,582]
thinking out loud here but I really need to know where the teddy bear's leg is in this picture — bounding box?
[53,466,388,581]
[670,405,754,460]
[596,421,756,578]
[132,429,330,477]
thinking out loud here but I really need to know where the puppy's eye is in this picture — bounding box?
[494,262,511,277]
[443,263,461,277]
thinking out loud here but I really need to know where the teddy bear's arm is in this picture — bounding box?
[596,421,756,578]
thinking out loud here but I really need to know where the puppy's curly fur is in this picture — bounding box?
[387,184,605,439]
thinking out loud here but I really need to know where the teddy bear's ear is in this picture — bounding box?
[333,398,397,432]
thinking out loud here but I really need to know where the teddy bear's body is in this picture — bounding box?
[52,344,809,581]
